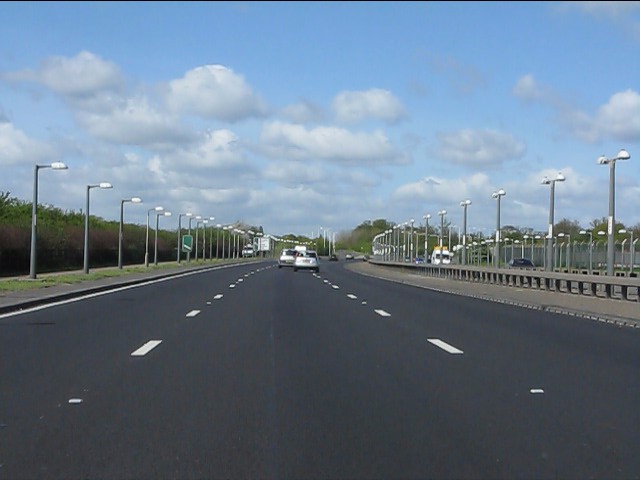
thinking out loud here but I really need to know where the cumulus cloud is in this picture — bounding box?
[3,51,125,100]
[259,121,410,166]
[77,95,194,146]
[0,120,55,166]
[513,75,640,143]
[513,74,549,102]
[595,89,640,142]
[332,88,407,124]
[280,99,326,123]
[165,65,268,121]
[392,172,493,204]
[434,129,526,167]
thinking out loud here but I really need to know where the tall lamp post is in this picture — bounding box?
[177,212,193,263]
[84,182,113,274]
[30,162,68,279]
[216,224,222,258]
[579,229,593,274]
[438,210,447,249]
[423,214,431,259]
[492,189,506,267]
[541,173,565,272]
[460,200,471,265]
[208,217,215,258]
[597,149,631,276]
[409,219,415,260]
[154,211,172,265]
[145,206,164,267]
[119,197,142,269]
[558,233,571,269]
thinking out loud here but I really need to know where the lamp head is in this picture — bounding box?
[155,206,164,212]
[556,172,565,182]
[597,155,609,165]
[99,182,112,189]
[617,149,630,160]
[130,197,142,203]
[51,162,68,170]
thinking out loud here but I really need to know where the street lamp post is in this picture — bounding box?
[145,206,164,267]
[193,216,202,260]
[460,200,471,265]
[597,149,631,275]
[119,197,142,269]
[492,189,506,267]
[579,229,593,274]
[216,224,222,258]
[618,229,635,273]
[84,182,113,274]
[30,162,68,279]
[201,220,208,260]
[541,172,565,272]
[154,211,172,265]
[423,214,431,259]
[177,213,193,263]
[409,219,415,260]
[438,210,447,249]
[208,217,215,258]
[558,233,571,269]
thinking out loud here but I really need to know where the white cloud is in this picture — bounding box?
[332,88,407,124]
[513,74,548,102]
[280,99,325,123]
[77,95,194,146]
[165,65,268,121]
[259,121,410,165]
[434,129,526,167]
[595,89,640,142]
[3,51,125,100]
[0,121,54,166]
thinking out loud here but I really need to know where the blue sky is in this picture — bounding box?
[1,1,639,240]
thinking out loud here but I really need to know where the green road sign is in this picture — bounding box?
[181,235,193,252]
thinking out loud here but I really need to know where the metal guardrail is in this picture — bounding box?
[369,260,640,302]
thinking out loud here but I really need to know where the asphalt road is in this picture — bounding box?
[1,260,639,479]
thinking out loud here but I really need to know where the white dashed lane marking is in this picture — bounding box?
[347,294,358,299]
[186,310,200,318]
[131,340,162,357]
[374,309,391,317]
[214,294,223,299]
[427,338,464,354]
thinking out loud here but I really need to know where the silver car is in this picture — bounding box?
[293,250,320,273]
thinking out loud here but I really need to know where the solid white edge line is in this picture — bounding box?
[131,340,162,356]
[427,338,464,354]
[0,263,240,319]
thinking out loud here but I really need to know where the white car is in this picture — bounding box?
[293,250,320,273]
[278,248,297,268]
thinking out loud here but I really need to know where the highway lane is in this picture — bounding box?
[1,259,639,479]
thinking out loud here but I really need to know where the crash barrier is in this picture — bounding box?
[369,260,640,303]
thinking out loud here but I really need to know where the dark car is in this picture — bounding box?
[329,254,338,261]
[508,258,535,268]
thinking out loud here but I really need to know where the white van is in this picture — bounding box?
[431,246,451,265]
